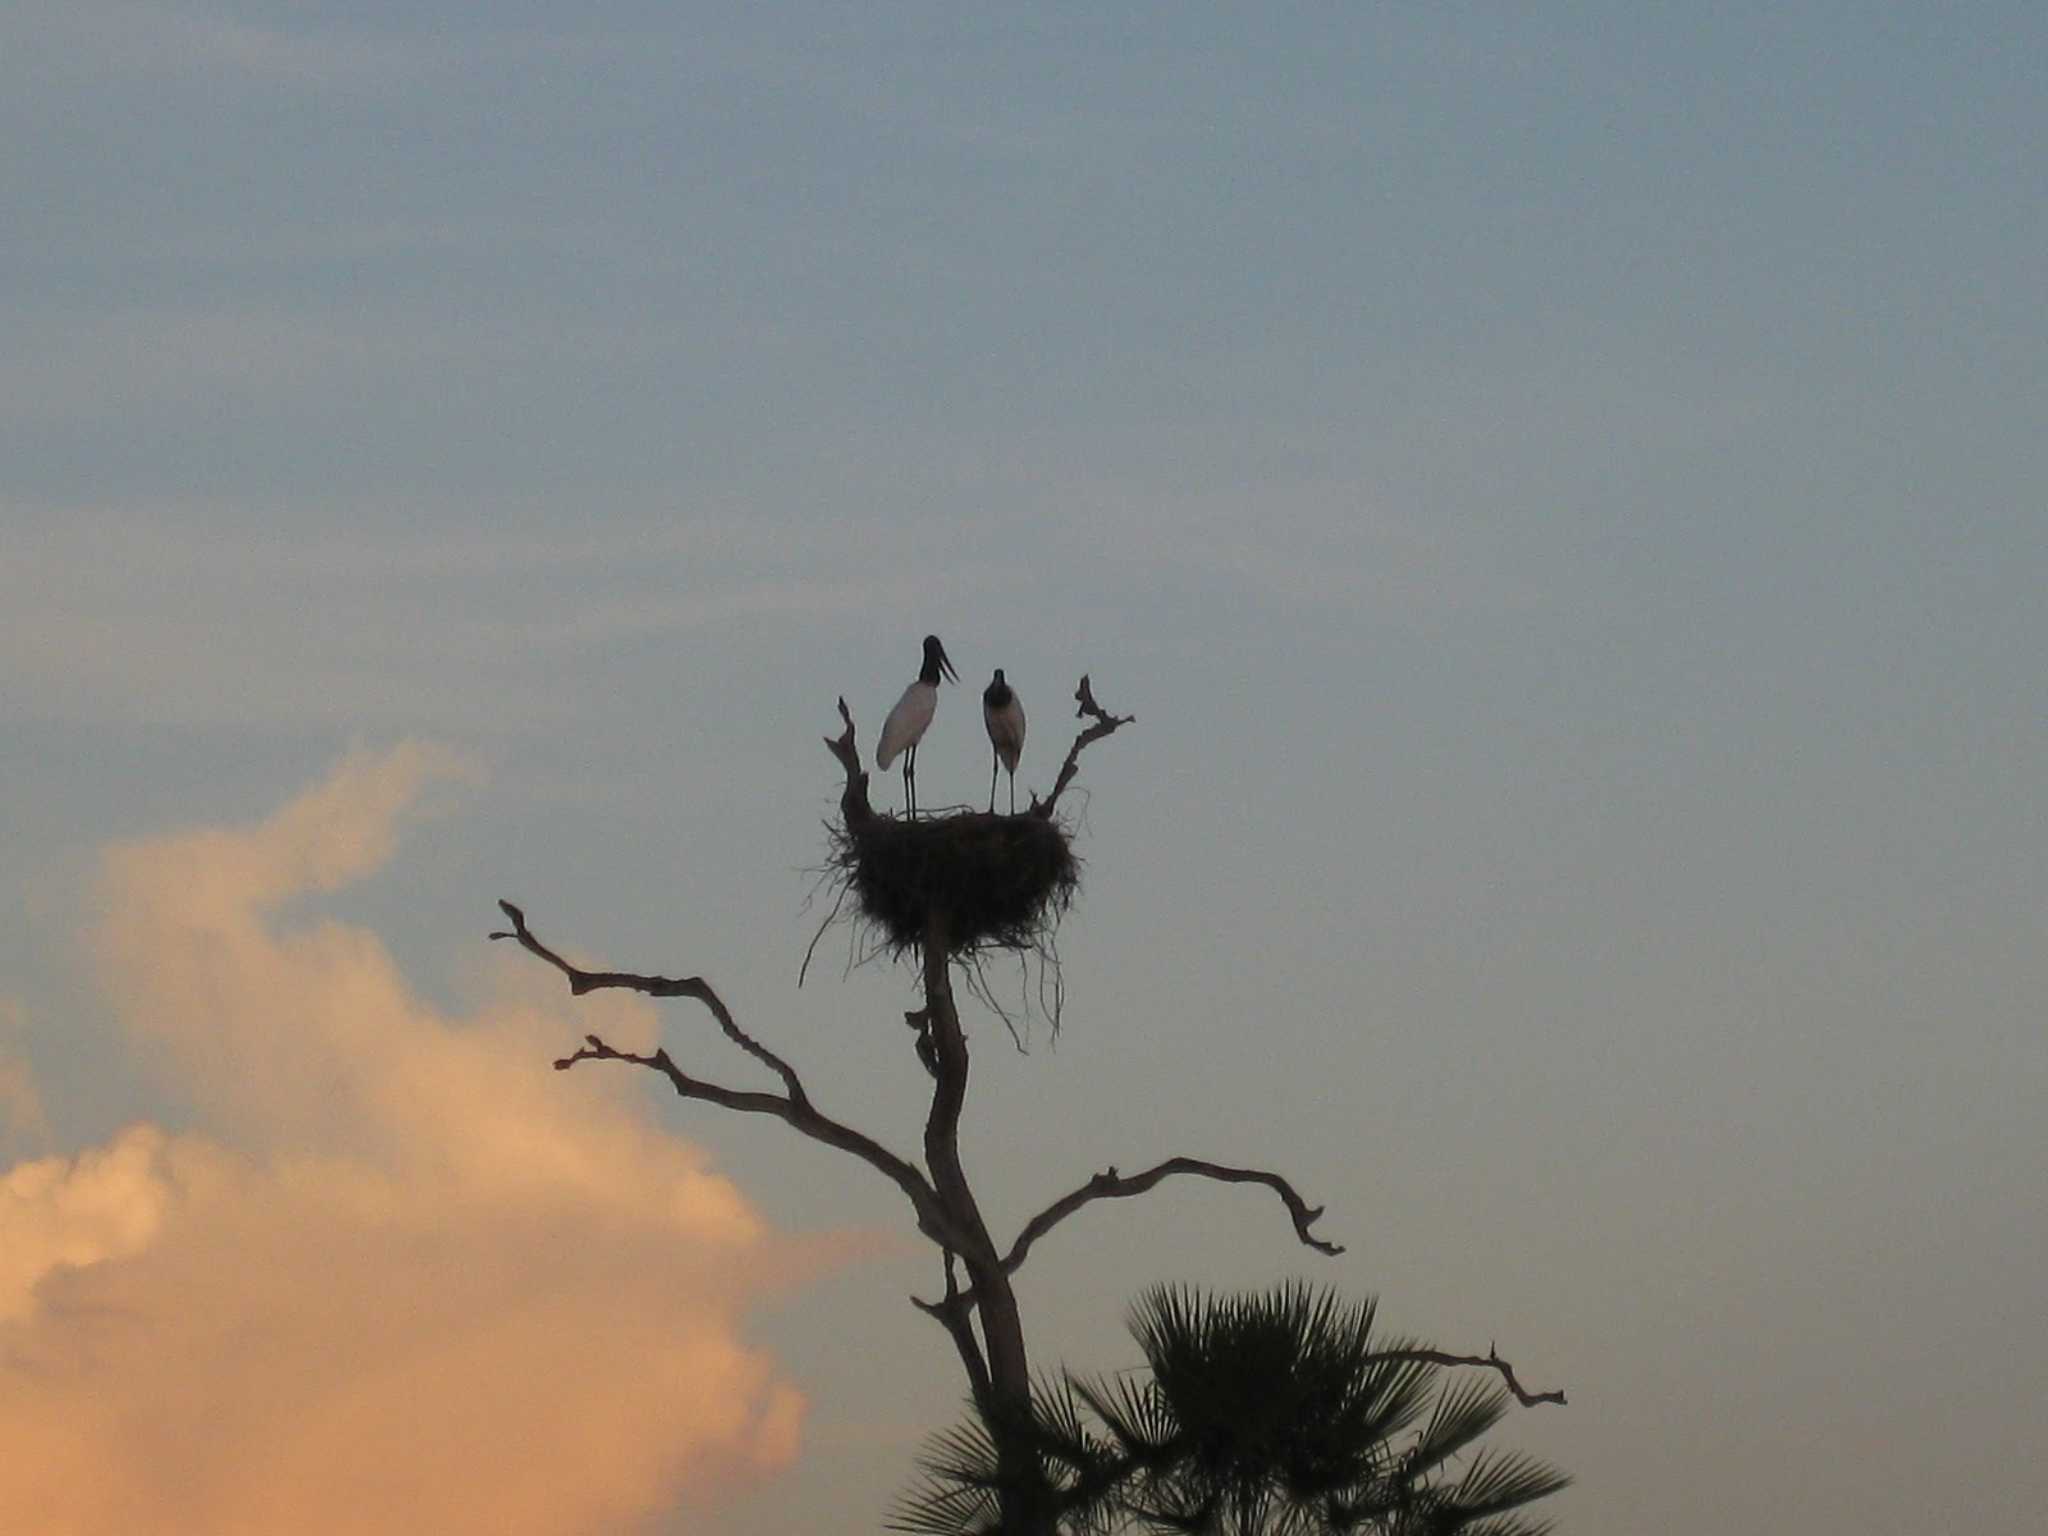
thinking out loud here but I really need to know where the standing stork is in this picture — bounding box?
[982,668,1025,814]
[877,634,958,817]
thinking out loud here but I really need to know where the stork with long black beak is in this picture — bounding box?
[877,634,959,817]
[982,668,1025,814]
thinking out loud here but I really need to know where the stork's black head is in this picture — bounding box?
[984,668,1012,707]
[921,634,959,685]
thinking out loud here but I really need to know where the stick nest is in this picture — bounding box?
[831,809,1080,957]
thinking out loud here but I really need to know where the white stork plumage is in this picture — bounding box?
[982,668,1025,814]
[877,634,958,817]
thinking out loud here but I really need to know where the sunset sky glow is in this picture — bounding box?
[4,5,2045,1533]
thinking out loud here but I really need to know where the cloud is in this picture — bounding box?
[0,1000,48,1151]
[0,746,821,1535]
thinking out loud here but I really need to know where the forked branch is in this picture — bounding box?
[493,900,968,1251]
[1004,1156,1344,1274]
[909,1250,993,1403]
[822,695,875,829]
[493,899,807,1101]
[1034,675,1134,818]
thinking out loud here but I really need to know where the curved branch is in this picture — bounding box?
[1370,1346,1567,1408]
[1033,675,1134,819]
[496,901,970,1252]
[1004,1157,1343,1274]
[493,899,809,1104]
[552,1032,968,1250]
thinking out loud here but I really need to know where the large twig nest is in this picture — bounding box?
[832,809,1079,957]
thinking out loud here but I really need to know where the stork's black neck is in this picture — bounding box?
[983,677,1012,708]
[920,655,944,686]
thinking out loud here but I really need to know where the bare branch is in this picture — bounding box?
[1370,1345,1567,1408]
[1004,1156,1343,1274]
[493,899,808,1104]
[554,1033,791,1117]
[497,901,973,1252]
[823,695,875,829]
[553,1032,973,1251]
[1033,675,1134,819]
[911,1250,992,1404]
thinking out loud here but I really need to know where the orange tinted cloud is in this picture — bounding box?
[0,747,815,1535]
[0,998,47,1151]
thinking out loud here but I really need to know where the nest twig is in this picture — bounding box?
[813,676,1126,1023]
[828,808,1080,959]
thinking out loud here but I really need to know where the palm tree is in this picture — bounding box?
[892,1283,1568,1536]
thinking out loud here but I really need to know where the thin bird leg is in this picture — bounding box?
[1008,767,1016,815]
[905,744,918,818]
[989,749,998,815]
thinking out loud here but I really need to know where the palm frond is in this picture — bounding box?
[888,1406,1007,1536]
[1406,1375,1510,1478]
[1070,1370,1178,1462]
[915,1413,1003,1488]
[1034,1376,1093,1452]
[1456,1516,1558,1536]
[1447,1450,1573,1521]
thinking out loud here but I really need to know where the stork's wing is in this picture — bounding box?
[983,697,1026,770]
[877,681,937,769]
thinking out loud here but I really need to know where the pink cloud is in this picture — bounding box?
[0,746,821,1534]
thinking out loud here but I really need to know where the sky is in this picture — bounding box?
[3,3,2044,1532]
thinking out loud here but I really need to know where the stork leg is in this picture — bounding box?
[1007,768,1016,816]
[989,750,999,815]
[904,745,918,819]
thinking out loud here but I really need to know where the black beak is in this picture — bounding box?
[938,644,960,685]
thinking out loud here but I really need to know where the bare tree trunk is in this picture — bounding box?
[919,910,1053,1534]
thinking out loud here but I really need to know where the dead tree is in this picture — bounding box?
[493,677,1552,1535]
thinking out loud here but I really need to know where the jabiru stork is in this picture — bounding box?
[982,669,1025,814]
[877,634,958,817]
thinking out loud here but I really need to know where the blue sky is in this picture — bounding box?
[4,4,2045,1532]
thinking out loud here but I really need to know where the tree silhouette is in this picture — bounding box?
[493,679,1561,1535]
[894,1284,1568,1535]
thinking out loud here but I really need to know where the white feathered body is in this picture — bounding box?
[878,680,939,769]
[984,691,1025,773]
